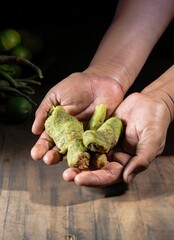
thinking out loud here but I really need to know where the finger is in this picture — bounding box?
[43,146,63,165]
[63,162,124,187]
[63,168,81,182]
[32,91,58,135]
[32,107,48,135]
[31,131,55,161]
[107,148,132,166]
[123,142,159,183]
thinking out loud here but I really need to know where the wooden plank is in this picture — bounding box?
[1,118,174,240]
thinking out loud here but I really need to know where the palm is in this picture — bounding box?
[31,72,124,165]
[51,72,124,119]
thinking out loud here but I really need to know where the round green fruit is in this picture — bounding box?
[6,96,33,122]
[0,28,21,52]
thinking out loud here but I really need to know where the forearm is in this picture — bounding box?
[142,65,174,121]
[87,0,174,94]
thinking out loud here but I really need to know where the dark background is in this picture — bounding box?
[0,0,173,88]
[0,1,173,152]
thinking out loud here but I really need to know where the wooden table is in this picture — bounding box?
[0,45,174,240]
[0,96,174,240]
[0,2,174,238]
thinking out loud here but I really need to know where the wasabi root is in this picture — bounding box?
[83,117,123,153]
[44,104,123,170]
[67,139,90,169]
[86,103,106,130]
[91,153,108,169]
[44,106,90,169]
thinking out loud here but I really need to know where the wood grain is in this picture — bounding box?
[1,117,174,240]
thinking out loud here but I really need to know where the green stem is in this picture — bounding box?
[0,78,38,94]
[17,85,35,94]
[0,69,18,87]
[15,78,41,86]
[0,56,44,79]
[0,86,37,105]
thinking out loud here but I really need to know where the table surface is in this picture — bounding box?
[1,116,174,240]
[0,2,174,238]
[1,63,174,240]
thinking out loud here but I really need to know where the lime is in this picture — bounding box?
[11,45,32,60]
[0,28,21,52]
[6,96,33,122]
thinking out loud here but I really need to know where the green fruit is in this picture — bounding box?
[0,29,21,52]
[11,45,32,60]
[6,96,33,122]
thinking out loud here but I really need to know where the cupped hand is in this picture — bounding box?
[63,91,171,187]
[115,91,171,183]
[31,71,124,164]
[63,149,131,187]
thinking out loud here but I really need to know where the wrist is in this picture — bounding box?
[142,65,174,122]
[85,61,133,95]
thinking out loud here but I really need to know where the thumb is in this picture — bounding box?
[123,143,159,183]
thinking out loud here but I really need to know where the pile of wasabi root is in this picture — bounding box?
[44,104,123,170]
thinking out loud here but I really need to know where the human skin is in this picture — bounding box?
[31,0,174,187]
[117,65,174,183]
[63,65,174,186]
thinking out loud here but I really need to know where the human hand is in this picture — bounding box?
[63,91,171,187]
[115,91,172,183]
[31,71,124,163]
